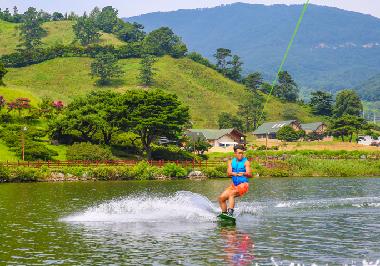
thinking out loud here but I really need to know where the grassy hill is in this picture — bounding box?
[0,19,124,55]
[3,56,320,128]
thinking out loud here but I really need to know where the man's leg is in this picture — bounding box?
[228,190,240,210]
[218,189,232,213]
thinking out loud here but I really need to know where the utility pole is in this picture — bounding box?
[21,126,27,161]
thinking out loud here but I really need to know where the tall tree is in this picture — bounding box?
[274,71,299,102]
[96,6,119,33]
[310,90,333,116]
[142,27,187,57]
[237,93,265,131]
[226,55,243,81]
[49,91,118,144]
[139,55,156,87]
[90,52,124,85]
[334,89,363,117]
[72,14,100,46]
[116,22,145,42]
[218,112,244,131]
[18,7,47,50]
[0,62,8,86]
[115,90,190,159]
[214,48,231,74]
[329,115,366,142]
[244,72,263,93]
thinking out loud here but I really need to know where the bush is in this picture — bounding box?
[9,167,43,182]
[87,166,135,180]
[151,144,195,161]
[162,163,187,178]
[276,126,300,142]
[66,142,114,161]
[132,161,161,180]
[0,166,10,182]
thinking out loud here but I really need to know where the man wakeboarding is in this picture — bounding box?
[218,144,252,217]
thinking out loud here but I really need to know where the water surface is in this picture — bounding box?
[1,178,380,265]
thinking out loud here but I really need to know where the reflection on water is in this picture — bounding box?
[220,226,255,265]
[1,178,380,265]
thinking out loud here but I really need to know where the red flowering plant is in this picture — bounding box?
[7,97,31,116]
[0,96,6,111]
[52,100,64,111]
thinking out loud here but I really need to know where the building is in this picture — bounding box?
[301,122,327,134]
[252,120,302,139]
[185,128,246,149]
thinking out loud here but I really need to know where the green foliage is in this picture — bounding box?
[225,55,243,81]
[237,93,265,131]
[18,7,47,50]
[329,115,367,142]
[132,161,160,180]
[66,142,114,161]
[243,72,263,93]
[0,165,10,182]
[273,71,299,102]
[309,90,333,116]
[201,164,227,178]
[73,14,100,46]
[151,144,194,160]
[186,52,215,69]
[142,27,187,57]
[50,90,118,144]
[95,6,119,33]
[90,52,124,85]
[334,89,363,117]
[218,112,244,131]
[139,54,156,86]
[115,89,190,159]
[116,22,145,43]
[0,61,8,85]
[8,167,43,182]
[276,125,300,142]
[162,163,187,178]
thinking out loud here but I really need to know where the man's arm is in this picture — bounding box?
[227,160,237,177]
[242,160,252,178]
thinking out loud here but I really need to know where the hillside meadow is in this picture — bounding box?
[0,19,124,55]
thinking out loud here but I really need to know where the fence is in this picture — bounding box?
[0,157,280,169]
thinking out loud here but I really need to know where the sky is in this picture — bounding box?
[1,0,380,19]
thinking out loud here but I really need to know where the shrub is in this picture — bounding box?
[0,166,10,182]
[276,126,300,142]
[151,144,195,161]
[162,163,187,178]
[9,167,43,182]
[132,161,161,180]
[66,142,114,161]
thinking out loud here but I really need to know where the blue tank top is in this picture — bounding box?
[231,157,248,186]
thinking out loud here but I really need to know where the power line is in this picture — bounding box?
[258,0,310,125]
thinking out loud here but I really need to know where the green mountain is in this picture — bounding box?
[126,3,380,95]
[357,74,380,101]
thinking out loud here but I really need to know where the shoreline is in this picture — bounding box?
[1,155,380,183]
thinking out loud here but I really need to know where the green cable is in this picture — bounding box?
[257,0,310,125]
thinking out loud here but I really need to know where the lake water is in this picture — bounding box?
[0,178,380,265]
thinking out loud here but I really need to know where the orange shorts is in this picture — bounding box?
[227,183,249,197]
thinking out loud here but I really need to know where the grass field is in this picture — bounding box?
[0,19,124,55]
[3,56,321,128]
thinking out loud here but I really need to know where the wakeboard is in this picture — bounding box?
[217,213,236,224]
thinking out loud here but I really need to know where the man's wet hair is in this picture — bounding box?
[234,144,245,152]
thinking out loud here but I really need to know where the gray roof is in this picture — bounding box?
[186,128,245,140]
[253,120,297,135]
[301,122,324,131]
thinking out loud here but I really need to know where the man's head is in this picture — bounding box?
[233,144,245,160]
